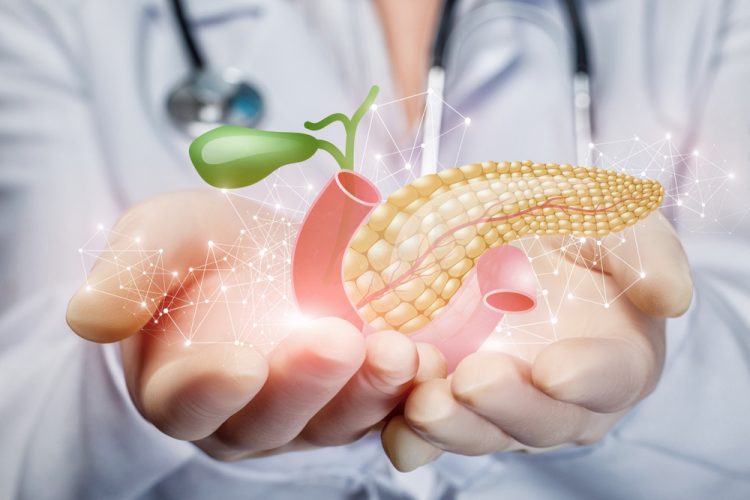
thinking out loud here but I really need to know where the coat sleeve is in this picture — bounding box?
[0,2,198,498]
[613,0,750,480]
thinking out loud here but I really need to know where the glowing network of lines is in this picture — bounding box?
[77,90,743,356]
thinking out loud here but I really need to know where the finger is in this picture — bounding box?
[532,334,665,413]
[66,191,258,343]
[414,343,448,383]
[119,276,272,441]
[204,318,365,455]
[451,352,596,448]
[602,211,693,317]
[381,415,443,473]
[405,379,512,455]
[302,330,418,446]
[124,338,269,442]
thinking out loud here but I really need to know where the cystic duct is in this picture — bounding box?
[292,161,663,370]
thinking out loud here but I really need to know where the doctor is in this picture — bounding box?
[1,0,748,499]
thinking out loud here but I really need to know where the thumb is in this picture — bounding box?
[66,190,250,343]
[602,211,693,317]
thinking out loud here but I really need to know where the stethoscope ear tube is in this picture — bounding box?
[422,0,595,172]
[573,72,593,165]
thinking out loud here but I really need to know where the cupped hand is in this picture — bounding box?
[67,190,442,460]
[382,212,693,471]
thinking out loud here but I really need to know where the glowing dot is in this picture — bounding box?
[134,237,141,243]
[221,285,227,292]
[700,213,705,218]
[634,136,640,141]
[464,117,472,125]
[208,240,214,248]
[542,289,549,296]
[640,272,646,279]
[666,133,672,139]
[234,340,240,346]
[78,248,83,253]
[126,266,131,271]
[550,317,558,325]
[85,285,92,292]
[676,199,683,206]
[268,275,275,282]
[567,293,574,299]
[588,143,594,149]
[553,269,559,275]
[729,173,735,179]
[375,154,382,161]
[596,240,602,246]
[604,303,610,309]
[97,223,104,230]
[184,340,191,347]
[158,248,164,254]
[140,301,147,308]
[221,188,227,194]
[275,203,281,209]
[307,184,313,190]
[426,88,433,95]
[172,271,178,277]
[188,267,194,272]
[420,143,426,149]
[242,299,247,305]
[579,237,586,244]
[370,103,378,111]
[404,162,412,170]
[162,308,169,314]
[693,150,699,156]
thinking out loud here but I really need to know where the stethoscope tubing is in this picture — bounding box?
[421,0,594,175]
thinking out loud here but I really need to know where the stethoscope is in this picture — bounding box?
[165,0,264,135]
[166,0,593,164]
[421,0,593,172]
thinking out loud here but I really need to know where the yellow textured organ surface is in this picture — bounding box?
[344,161,664,334]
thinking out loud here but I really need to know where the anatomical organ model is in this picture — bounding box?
[189,86,663,370]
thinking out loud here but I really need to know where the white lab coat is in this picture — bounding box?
[1,0,749,498]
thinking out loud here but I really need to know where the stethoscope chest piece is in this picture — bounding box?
[167,68,264,135]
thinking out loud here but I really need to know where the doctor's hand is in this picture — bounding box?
[66,191,443,460]
[381,212,693,471]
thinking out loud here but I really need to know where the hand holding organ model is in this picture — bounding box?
[189,86,663,370]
